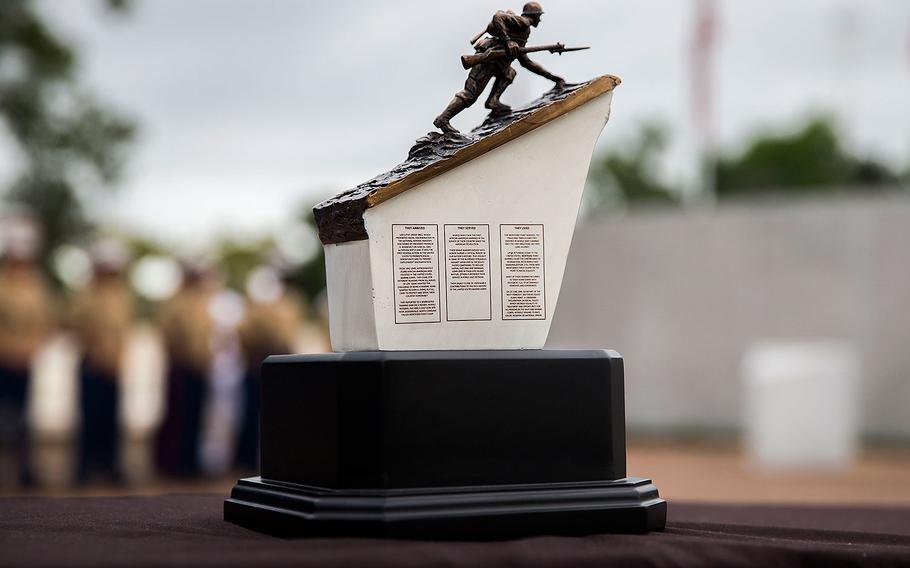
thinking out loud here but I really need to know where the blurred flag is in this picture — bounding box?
[691,0,718,202]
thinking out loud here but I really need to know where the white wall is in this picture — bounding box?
[548,192,910,438]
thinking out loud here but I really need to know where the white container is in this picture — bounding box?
[743,341,860,470]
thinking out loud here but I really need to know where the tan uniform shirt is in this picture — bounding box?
[0,265,53,369]
[69,278,134,376]
[238,293,302,366]
[157,285,214,373]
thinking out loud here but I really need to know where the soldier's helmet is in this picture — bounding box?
[522,2,544,16]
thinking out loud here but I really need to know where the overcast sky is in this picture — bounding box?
[5,0,910,245]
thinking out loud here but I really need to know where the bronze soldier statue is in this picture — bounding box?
[434,2,566,134]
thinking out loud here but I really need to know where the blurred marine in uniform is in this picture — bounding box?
[69,241,133,483]
[155,262,215,477]
[235,265,303,471]
[434,2,565,134]
[0,219,52,486]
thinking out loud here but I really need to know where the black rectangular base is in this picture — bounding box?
[224,350,666,537]
[225,476,666,539]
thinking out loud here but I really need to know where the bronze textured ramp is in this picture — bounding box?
[314,74,621,245]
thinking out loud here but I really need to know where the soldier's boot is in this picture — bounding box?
[434,97,468,134]
[485,77,513,116]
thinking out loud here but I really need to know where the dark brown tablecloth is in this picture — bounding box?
[1,495,909,567]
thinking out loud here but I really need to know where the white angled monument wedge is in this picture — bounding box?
[315,75,621,351]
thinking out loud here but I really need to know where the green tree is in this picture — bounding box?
[584,123,680,216]
[210,201,328,313]
[214,237,275,292]
[0,0,135,272]
[715,117,899,197]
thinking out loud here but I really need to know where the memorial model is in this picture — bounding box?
[225,3,666,538]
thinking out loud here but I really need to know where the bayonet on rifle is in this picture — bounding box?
[461,42,589,70]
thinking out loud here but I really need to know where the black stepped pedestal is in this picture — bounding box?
[224,350,666,538]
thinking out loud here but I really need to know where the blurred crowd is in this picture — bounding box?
[0,216,329,490]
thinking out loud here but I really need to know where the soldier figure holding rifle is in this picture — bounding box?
[434,2,585,134]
